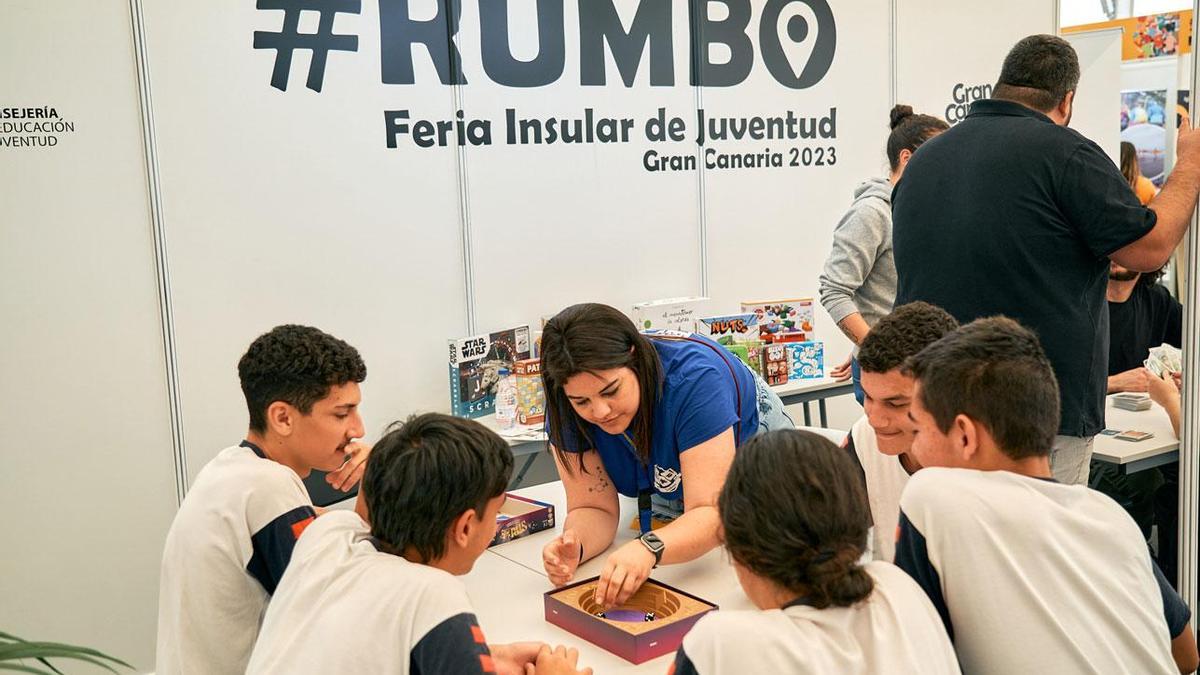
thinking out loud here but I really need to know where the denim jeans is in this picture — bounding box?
[754,370,795,432]
[851,356,865,405]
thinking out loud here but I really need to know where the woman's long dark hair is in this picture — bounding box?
[540,303,663,472]
[1120,141,1141,188]
[720,429,874,609]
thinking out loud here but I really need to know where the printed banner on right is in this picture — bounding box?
[1063,11,1193,61]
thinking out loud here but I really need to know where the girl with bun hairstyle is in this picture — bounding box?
[819,105,949,404]
[671,429,960,674]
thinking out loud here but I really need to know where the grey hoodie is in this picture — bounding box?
[818,177,896,331]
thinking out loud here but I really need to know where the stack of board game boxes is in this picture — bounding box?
[630,297,825,384]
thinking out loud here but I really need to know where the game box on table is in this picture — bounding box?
[544,576,717,664]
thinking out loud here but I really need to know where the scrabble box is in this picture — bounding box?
[448,326,532,418]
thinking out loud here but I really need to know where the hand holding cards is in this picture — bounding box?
[1144,344,1182,378]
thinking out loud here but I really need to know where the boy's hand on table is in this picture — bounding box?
[526,645,592,675]
[490,642,545,675]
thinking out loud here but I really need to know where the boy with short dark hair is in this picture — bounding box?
[845,302,958,561]
[156,325,370,675]
[246,413,590,675]
[897,317,1198,674]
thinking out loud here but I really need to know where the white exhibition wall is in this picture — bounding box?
[896,0,1057,126]
[459,0,703,333]
[703,0,889,318]
[0,0,1063,668]
[1067,28,1125,163]
[0,0,179,666]
[143,0,470,485]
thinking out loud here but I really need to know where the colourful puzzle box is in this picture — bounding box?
[489,494,554,547]
[544,577,718,664]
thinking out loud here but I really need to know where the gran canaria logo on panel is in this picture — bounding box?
[945,82,993,125]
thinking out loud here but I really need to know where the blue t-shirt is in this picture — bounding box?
[556,332,759,500]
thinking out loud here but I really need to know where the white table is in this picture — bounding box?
[1093,395,1180,474]
[465,481,753,674]
[478,414,550,489]
[770,377,856,427]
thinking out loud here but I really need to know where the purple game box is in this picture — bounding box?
[543,576,718,664]
[489,494,555,547]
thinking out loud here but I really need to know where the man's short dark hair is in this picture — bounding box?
[906,317,1059,460]
[237,324,367,433]
[857,302,959,374]
[993,34,1080,112]
[364,413,513,562]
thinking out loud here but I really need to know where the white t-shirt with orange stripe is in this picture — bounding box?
[246,510,494,675]
[156,442,316,675]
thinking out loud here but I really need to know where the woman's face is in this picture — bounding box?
[561,367,641,435]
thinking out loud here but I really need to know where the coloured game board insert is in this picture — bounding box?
[544,577,717,664]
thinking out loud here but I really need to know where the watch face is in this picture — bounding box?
[641,533,665,552]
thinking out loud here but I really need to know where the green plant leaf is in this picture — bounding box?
[0,633,131,672]
[0,663,58,674]
[34,657,64,675]
[0,645,128,672]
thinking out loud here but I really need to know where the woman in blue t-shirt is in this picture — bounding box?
[539,303,791,608]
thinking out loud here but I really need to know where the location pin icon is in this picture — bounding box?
[761,0,836,89]
[779,8,813,81]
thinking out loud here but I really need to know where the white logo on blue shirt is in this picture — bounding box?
[654,465,682,492]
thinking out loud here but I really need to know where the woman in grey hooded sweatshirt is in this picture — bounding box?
[819,105,948,403]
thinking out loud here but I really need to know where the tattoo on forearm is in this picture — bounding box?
[836,317,859,343]
[586,460,611,493]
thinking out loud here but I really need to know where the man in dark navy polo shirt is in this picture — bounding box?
[892,34,1200,484]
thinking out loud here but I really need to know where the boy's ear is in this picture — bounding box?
[449,508,479,549]
[954,414,980,462]
[354,484,370,524]
[266,401,294,437]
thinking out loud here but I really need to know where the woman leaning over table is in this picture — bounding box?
[538,302,792,609]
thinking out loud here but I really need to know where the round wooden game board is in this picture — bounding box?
[551,579,712,635]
